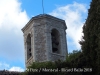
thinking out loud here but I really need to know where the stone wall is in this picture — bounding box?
[33,19,47,62]
[45,17,67,61]
[22,14,68,67]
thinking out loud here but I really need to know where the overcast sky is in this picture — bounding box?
[0,0,91,72]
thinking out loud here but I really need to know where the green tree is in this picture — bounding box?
[80,0,100,74]
[22,50,84,75]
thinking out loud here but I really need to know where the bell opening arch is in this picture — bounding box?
[51,28,61,54]
[26,34,32,60]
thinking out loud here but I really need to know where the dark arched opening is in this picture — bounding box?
[51,29,61,54]
[26,34,32,60]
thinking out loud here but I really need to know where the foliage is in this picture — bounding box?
[28,61,56,69]
[79,0,100,74]
[66,50,81,63]
[22,50,85,75]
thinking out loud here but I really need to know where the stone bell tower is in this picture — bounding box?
[22,14,68,67]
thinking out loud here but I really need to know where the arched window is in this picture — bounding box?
[51,29,61,54]
[26,34,32,60]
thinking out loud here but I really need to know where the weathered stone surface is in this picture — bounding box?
[22,14,68,68]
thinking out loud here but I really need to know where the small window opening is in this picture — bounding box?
[51,29,60,53]
[26,34,32,60]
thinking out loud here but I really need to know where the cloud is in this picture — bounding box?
[0,0,29,61]
[50,2,88,52]
[0,62,10,70]
[0,62,24,72]
[0,0,29,30]
[9,66,24,72]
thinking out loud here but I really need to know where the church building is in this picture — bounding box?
[21,14,68,68]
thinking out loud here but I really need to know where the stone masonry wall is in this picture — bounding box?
[46,17,67,61]
[23,21,34,67]
[22,14,68,67]
[33,19,47,62]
